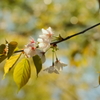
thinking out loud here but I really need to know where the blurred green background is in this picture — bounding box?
[0,0,100,100]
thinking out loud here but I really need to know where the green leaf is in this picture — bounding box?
[5,39,8,44]
[7,41,18,59]
[3,53,22,79]
[13,58,31,91]
[58,34,63,40]
[0,44,6,54]
[32,55,42,76]
[0,55,7,63]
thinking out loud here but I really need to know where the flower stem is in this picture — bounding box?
[54,52,58,61]
[52,48,55,66]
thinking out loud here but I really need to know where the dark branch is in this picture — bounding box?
[14,50,23,53]
[14,23,100,53]
[50,23,100,45]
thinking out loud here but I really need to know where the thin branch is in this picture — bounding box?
[50,23,100,45]
[14,50,23,53]
[14,23,100,53]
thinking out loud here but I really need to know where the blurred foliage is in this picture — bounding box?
[0,0,100,100]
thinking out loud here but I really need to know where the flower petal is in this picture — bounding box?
[43,66,59,74]
[54,60,67,71]
[42,29,48,35]
[37,38,43,42]
[47,27,53,34]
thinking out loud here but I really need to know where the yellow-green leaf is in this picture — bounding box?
[0,44,6,54]
[3,53,22,79]
[32,55,42,76]
[8,41,18,59]
[13,58,31,91]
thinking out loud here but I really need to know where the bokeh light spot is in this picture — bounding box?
[70,16,78,24]
[44,0,52,5]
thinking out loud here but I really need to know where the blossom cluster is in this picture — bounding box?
[24,27,67,74]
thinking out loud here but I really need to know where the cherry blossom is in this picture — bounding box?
[24,38,37,57]
[24,38,46,63]
[54,60,67,71]
[43,66,59,74]
[37,27,53,52]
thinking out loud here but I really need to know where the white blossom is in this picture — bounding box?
[24,47,36,58]
[43,66,59,74]
[25,38,35,47]
[24,38,46,63]
[24,38,37,57]
[37,27,53,52]
[54,60,67,71]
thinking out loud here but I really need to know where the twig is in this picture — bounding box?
[14,50,23,53]
[50,23,100,45]
[14,23,100,53]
